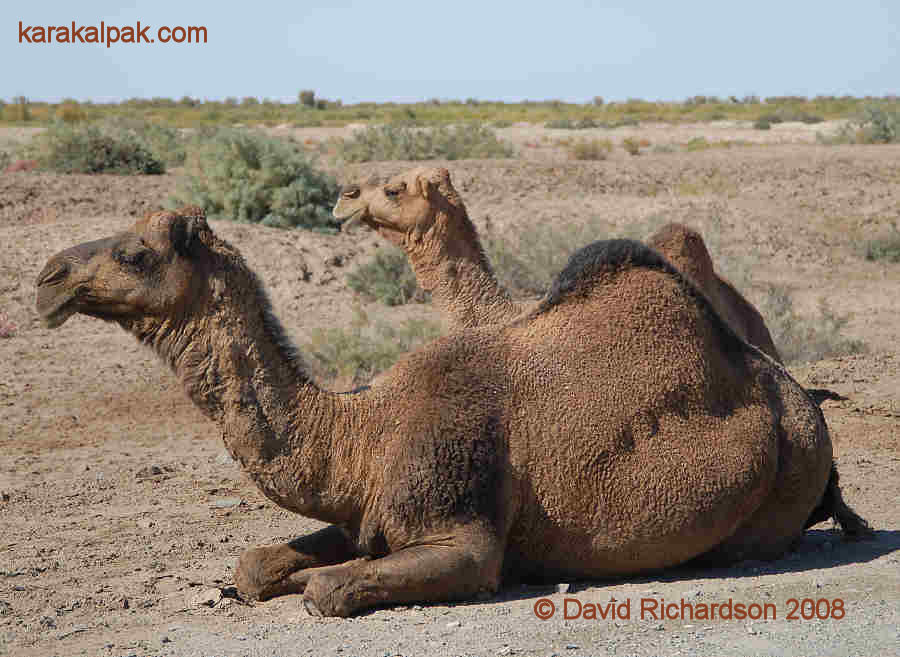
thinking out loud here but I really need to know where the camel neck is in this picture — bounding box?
[406,212,520,328]
[126,260,364,525]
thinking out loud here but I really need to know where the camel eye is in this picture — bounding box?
[114,246,153,270]
[384,182,406,198]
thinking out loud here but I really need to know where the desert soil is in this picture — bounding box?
[1,122,898,657]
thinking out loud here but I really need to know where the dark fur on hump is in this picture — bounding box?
[536,238,747,354]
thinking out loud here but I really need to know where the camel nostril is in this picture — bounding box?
[341,186,360,200]
[75,284,90,297]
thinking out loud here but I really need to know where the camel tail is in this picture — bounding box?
[805,462,873,539]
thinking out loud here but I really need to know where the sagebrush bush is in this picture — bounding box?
[569,138,612,160]
[622,137,641,156]
[0,145,11,171]
[752,286,864,363]
[483,215,613,296]
[102,117,186,167]
[23,121,164,174]
[850,106,900,144]
[335,123,513,162]
[305,309,443,386]
[346,249,422,306]
[173,128,340,230]
[863,224,900,262]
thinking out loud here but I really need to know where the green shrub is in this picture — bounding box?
[864,224,900,262]
[24,121,164,174]
[569,138,612,160]
[544,117,598,130]
[685,136,711,151]
[544,118,575,129]
[819,105,900,145]
[622,137,641,156]
[336,123,513,162]
[305,309,443,385]
[346,249,422,306]
[852,105,900,143]
[100,117,186,167]
[172,128,340,229]
[753,118,772,130]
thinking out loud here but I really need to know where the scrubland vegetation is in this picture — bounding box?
[4,92,893,378]
[2,94,898,128]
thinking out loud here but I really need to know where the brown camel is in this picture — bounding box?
[37,207,869,617]
[334,167,845,404]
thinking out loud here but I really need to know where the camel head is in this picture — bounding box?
[647,222,715,288]
[333,167,466,248]
[36,207,212,330]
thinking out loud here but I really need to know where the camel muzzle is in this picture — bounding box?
[35,236,117,327]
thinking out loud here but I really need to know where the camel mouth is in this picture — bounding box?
[37,296,78,329]
[336,207,365,229]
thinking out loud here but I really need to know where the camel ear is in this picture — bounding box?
[170,208,209,257]
[416,168,452,201]
[416,174,434,200]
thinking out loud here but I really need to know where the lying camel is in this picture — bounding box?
[334,167,845,404]
[37,207,869,617]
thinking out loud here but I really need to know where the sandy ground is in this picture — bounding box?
[1,122,898,656]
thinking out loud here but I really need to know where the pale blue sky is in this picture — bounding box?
[3,1,898,103]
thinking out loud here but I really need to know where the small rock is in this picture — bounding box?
[216,451,235,466]
[324,255,344,267]
[565,644,579,650]
[40,615,56,629]
[681,588,701,598]
[446,620,461,629]
[654,623,664,631]
[498,646,513,655]
[556,583,571,594]
[137,518,155,530]
[0,492,9,502]
[161,636,172,644]
[193,588,222,607]
[138,465,163,477]
[210,498,242,509]
[0,600,11,616]
[746,623,756,635]
[122,598,130,609]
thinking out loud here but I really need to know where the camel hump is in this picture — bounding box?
[537,238,682,312]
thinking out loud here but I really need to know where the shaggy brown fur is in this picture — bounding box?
[37,209,869,617]
[335,169,846,406]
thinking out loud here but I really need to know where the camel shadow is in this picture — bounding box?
[451,528,900,609]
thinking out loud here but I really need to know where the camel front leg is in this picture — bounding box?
[235,524,359,600]
[302,527,504,617]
